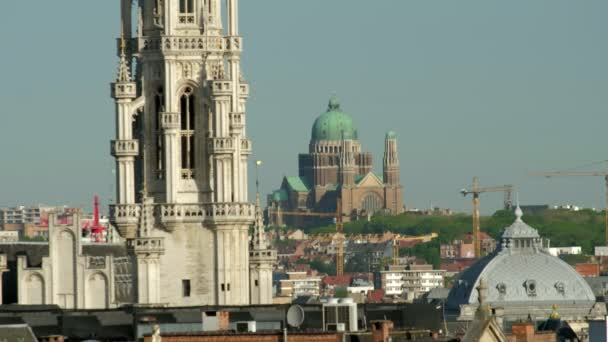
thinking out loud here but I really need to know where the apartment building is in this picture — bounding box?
[279,272,322,298]
[376,264,445,300]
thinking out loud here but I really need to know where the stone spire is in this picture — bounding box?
[116,31,132,83]
[251,192,267,250]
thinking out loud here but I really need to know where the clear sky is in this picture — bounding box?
[0,1,607,214]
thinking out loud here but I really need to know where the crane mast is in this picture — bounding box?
[461,177,514,258]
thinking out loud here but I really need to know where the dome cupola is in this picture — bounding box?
[311,96,358,142]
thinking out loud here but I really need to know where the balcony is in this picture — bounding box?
[208,137,234,154]
[161,112,180,130]
[210,81,233,96]
[160,202,255,230]
[112,82,136,99]
[241,138,252,154]
[109,204,141,238]
[112,202,255,233]
[229,112,244,130]
[224,36,242,54]
[111,139,139,158]
[128,237,165,255]
[132,35,225,55]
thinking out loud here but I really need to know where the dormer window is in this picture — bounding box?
[525,279,537,297]
[179,0,195,24]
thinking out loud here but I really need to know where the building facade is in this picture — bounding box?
[0,213,129,308]
[268,98,404,226]
[109,0,274,306]
[279,272,321,298]
[376,264,445,300]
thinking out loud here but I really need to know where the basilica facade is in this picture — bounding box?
[269,97,404,227]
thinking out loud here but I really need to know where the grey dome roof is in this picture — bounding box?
[447,209,596,310]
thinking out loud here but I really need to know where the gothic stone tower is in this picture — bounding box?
[110,0,253,306]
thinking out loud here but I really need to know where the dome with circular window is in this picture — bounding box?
[311,96,358,142]
[447,206,603,321]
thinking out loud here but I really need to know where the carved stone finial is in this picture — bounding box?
[515,205,523,222]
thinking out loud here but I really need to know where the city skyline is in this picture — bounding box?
[0,1,607,214]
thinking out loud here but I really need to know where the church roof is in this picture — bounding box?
[284,176,312,193]
[311,96,358,142]
[272,189,288,202]
[355,172,384,186]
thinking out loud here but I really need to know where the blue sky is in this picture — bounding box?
[0,1,607,214]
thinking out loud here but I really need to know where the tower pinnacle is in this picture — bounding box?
[116,29,131,83]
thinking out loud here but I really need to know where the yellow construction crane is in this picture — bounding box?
[269,200,346,276]
[530,168,608,244]
[461,177,514,258]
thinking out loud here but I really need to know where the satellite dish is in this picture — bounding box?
[286,304,305,328]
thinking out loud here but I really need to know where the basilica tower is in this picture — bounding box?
[110,0,255,306]
[382,131,404,214]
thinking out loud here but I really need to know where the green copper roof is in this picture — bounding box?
[386,131,397,139]
[272,189,288,202]
[285,176,311,192]
[311,96,358,142]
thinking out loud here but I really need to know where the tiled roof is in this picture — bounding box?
[323,275,352,287]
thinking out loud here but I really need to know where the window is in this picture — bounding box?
[180,87,196,179]
[182,279,191,297]
[179,0,195,24]
[254,280,259,287]
[180,0,194,13]
[155,87,165,179]
[221,283,225,292]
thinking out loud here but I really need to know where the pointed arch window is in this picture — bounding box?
[155,87,165,179]
[179,0,195,24]
[180,87,196,179]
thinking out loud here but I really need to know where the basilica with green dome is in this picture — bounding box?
[269,97,404,226]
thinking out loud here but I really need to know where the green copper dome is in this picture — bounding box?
[311,96,358,142]
[386,131,397,139]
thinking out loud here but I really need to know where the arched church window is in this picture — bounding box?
[361,193,382,214]
[155,87,165,178]
[180,87,196,179]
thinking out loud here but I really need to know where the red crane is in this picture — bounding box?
[89,195,106,243]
